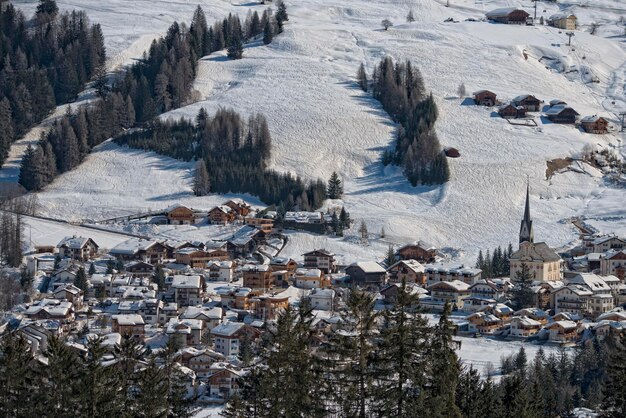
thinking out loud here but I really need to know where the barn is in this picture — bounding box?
[580,116,609,134]
[545,105,579,124]
[473,90,497,106]
[485,8,530,24]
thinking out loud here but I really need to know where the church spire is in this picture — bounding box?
[519,179,534,244]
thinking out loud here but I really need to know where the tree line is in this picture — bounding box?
[0,333,197,418]
[475,244,514,279]
[114,107,327,211]
[359,57,450,186]
[224,283,626,418]
[0,0,106,166]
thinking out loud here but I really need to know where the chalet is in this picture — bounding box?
[592,235,625,254]
[125,261,154,277]
[545,105,579,124]
[398,241,437,263]
[380,283,428,305]
[208,365,246,401]
[181,348,224,379]
[211,322,261,357]
[166,318,203,347]
[227,226,266,257]
[174,248,217,268]
[545,320,578,343]
[294,268,330,289]
[111,314,145,339]
[424,280,471,311]
[224,199,251,217]
[345,262,387,287]
[512,94,541,111]
[469,279,508,301]
[216,287,254,310]
[209,206,236,225]
[472,90,497,106]
[52,284,84,310]
[549,99,567,107]
[593,320,626,340]
[283,211,333,234]
[514,307,549,324]
[162,240,200,258]
[508,316,542,338]
[548,13,577,30]
[510,241,563,282]
[581,115,609,134]
[600,250,626,280]
[171,275,204,307]
[498,103,527,119]
[387,259,425,284]
[480,303,514,320]
[564,274,615,316]
[270,257,299,275]
[424,263,482,286]
[207,260,235,281]
[159,303,180,325]
[245,216,274,233]
[242,264,273,290]
[140,299,162,324]
[553,285,592,316]
[303,249,336,273]
[57,236,99,261]
[485,8,530,24]
[466,312,502,334]
[463,296,497,313]
[89,274,112,298]
[25,299,74,324]
[308,288,336,311]
[251,293,289,320]
[181,306,223,329]
[110,239,168,264]
[167,205,196,225]
[17,323,56,354]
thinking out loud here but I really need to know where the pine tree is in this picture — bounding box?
[239,333,254,367]
[275,1,289,31]
[193,160,210,196]
[0,333,35,416]
[357,63,368,92]
[340,207,351,230]
[407,9,415,23]
[89,262,96,275]
[601,335,626,417]
[326,171,343,199]
[511,262,535,310]
[153,265,166,290]
[227,33,244,60]
[74,267,88,293]
[384,244,397,267]
[359,220,369,245]
[263,18,274,45]
[134,357,169,417]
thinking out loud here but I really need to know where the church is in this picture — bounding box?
[509,183,563,282]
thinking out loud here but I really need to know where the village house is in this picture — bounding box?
[52,284,84,310]
[270,257,299,275]
[593,320,626,340]
[227,226,266,257]
[580,115,609,134]
[283,211,333,234]
[424,280,471,311]
[171,275,204,307]
[17,323,58,354]
[472,90,497,106]
[303,249,337,273]
[508,316,542,338]
[245,216,274,234]
[209,206,236,225]
[167,205,197,225]
[242,264,274,290]
[485,8,530,24]
[110,239,168,264]
[57,236,99,261]
[251,293,290,320]
[600,250,626,280]
[111,314,145,339]
[398,241,437,263]
[545,320,579,343]
[125,261,154,277]
[211,322,261,357]
[553,285,593,316]
[498,103,527,119]
[139,299,162,324]
[181,306,223,330]
[24,299,75,325]
[174,248,224,268]
[566,273,614,316]
[387,259,425,284]
[180,348,224,379]
[592,236,626,253]
[208,365,246,401]
[224,199,252,217]
[159,303,180,325]
[545,105,579,124]
[480,303,515,320]
[346,262,388,287]
[463,296,497,313]
[514,307,549,324]
[166,318,204,347]
[466,312,502,335]
[89,274,112,298]
[206,261,235,282]
[512,94,541,111]
[469,279,507,301]
[308,288,336,311]
[216,287,254,310]
[294,268,330,289]
[380,283,428,305]
[547,13,577,30]
[424,263,482,286]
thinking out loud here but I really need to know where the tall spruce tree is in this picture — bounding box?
[357,63,368,92]
[74,267,88,293]
[193,160,210,196]
[326,171,343,199]
[511,262,535,310]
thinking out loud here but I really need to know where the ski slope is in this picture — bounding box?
[11,0,626,264]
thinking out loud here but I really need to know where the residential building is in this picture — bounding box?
[545,105,579,123]
[397,241,437,263]
[303,249,337,273]
[211,322,261,357]
[112,314,145,339]
[547,13,577,30]
[580,115,609,134]
[345,262,387,287]
[387,259,425,284]
[308,288,336,311]
[424,280,471,310]
[209,206,235,225]
[242,265,273,290]
[171,275,204,307]
[485,8,530,24]
[166,318,204,347]
[508,316,542,338]
[57,236,99,261]
[167,205,197,225]
[294,268,330,289]
[545,320,578,343]
[600,250,626,280]
[472,90,497,106]
[512,94,541,111]
[424,263,482,286]
[207,261,235,282]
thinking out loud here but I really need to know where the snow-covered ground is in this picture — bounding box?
[7,0,626,264]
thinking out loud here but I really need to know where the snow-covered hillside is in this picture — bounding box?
[11,0,626,263]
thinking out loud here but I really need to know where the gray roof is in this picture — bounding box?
[510,242,561,262]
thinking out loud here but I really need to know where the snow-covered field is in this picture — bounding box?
[7,0,626,264]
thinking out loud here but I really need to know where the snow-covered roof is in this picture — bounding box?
[349,261,386,274]
[580,115,606,123]
[210,205,232,214]
[549,99,566,106]
[309,288,336,298]
[284,211,331,224]
[171,275,202,289]
[388,259,425,273]
[544,104,578,116]
[110,238,159,255]
[512,94,539,103]
[295,268,323,278]
[181,306,222,320]
[166,318,203,334]
[229,225,261,246]
[241,264,270,272]
[112,314,145,326]
[485,8,525,18]
[211,321,245,337]
[427,279,470,291]
[57,236,93,249]
[549,13,576,21]
[566,273,611,293]
[547,320,578,330]
[511,316,542,327]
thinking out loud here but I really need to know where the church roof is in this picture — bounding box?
[510,242,561,262]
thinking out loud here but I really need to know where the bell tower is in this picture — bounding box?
[519,180,534,244]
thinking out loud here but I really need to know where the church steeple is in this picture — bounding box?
[519,180,534,244]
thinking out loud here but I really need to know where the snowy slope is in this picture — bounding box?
[16,0,626,264]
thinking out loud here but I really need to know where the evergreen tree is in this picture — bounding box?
[326,171,343,199]
[74,267,88,293]
[275,1,289,32]
[89,262,96,275]
[239,332,254,367]
[384,244,397,267]
[263,18,274,45]
[407,9,415,23]
[153,265,166,290]
[193,160,210,196]
[601,335,626,417]
[357,63,368,92]
[340,207,351,230]
[227,33,244,60]
[36,0,58,17]
[134,358,169,417]
[359,220,369,245]
[0,333,35,417]
[511,262,535,310]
